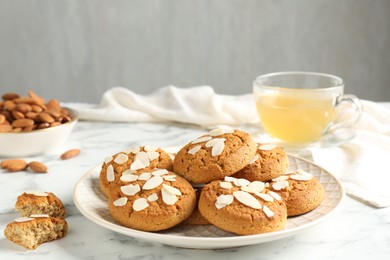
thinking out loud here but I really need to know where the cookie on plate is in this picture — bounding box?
[15,191,66,219]
[173,128,257,184]
[4,215,68,250]
[198,177,287,235]
[108,169,196,231]
[232,143,289,182]
[185,186,211,225]
[100,146,173,197]
[270,169,325,216]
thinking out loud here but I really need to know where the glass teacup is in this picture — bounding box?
[253,71,362,149]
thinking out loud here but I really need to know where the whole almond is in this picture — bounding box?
[60,149,81,160]
[11,118,34,128]
[37,112,55,123]
[16,103,32,114]
[11,110,25,120]
[2,93,20,100]
[28,161,48,173]
[0,110,13,121]
[46,99,61,112]
[0,114,5,124]
[1,159,28,172]
[13,97,39,105]
[0,124,12,132]
[28,90,46,104]
[31,104,44,113]
[3,100,16,111]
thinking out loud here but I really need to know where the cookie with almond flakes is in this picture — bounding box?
[99,146,173,197]
[269,169,325,216]
[198,177,287,235]
[173,128,257,184]
[107,169,196,231]
[232,143,289,182]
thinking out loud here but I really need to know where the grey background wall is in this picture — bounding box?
[0,0,389,103]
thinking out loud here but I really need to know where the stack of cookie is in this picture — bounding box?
[99,128,324,235]
[4,191,68,250]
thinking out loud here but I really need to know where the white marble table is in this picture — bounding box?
[1,120,390,260]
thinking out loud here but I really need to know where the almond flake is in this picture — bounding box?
[272,180,289,190]
[215,194,234,209]
[272,175,289,182]
[122,169,135,175]
[249,181,265,193]
[138,172,152,180]
[135,152,150,167]
[130,160,146,171]
[205,138,226,148]
[268,191,282,201]
[211,141,225,156]
[113,197,128,207]
[289,170,313,181]
[15,217,34,222]
[259,144,277,151]
[30,214,50,218]
[233,191,262,209]
[147,193,158,202]
[289,174,313,181]
[25,191,49,197]
[248,155,260,164]
[133,198,149,211]
[121,184,141,196]
[123,146,140,154]
[220,181,233,190]
[209,128,225,136]
[263,205,274,218]
[224,176,238,183]
[256,193,274,202]
[106,165,115,182]
[162,184,182,196]
[163,175,177,181]
[142,176,163,190]
[114,153,129,165]
[120,172,138,182]
[161,187,178,205]
[104,156,113,164]
[147,151,160,161]
[152,169,169,176]
[236,178,251,187]
[209,128,234,136]
[188,145,201,155]
[144,145,158,152]
[191,136,212,144]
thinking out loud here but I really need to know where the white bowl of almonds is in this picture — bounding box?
[0,91,78,157]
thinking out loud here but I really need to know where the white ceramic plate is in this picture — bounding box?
[73,154,344,249]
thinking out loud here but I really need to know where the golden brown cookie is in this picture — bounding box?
[108,169,196,231]
[4,215,68,250]
[185,186,211,225]
[173,128,257,184]
[100,146,173,197]
[198,177,287,235]
[269,169,325,216]
[15,191,65,219]
[233,143,289,182]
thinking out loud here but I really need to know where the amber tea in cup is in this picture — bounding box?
[253,72,362,146]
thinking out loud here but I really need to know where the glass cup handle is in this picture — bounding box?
[325,94,363,134]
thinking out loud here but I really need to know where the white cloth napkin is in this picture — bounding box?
[304,100,390,208]
[68,86,258,127]
[67,86,390,207]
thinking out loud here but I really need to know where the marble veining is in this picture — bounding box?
[0,121,389,259]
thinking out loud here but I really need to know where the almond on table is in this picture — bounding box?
[28,161,48,173]
[60,149,81,160]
